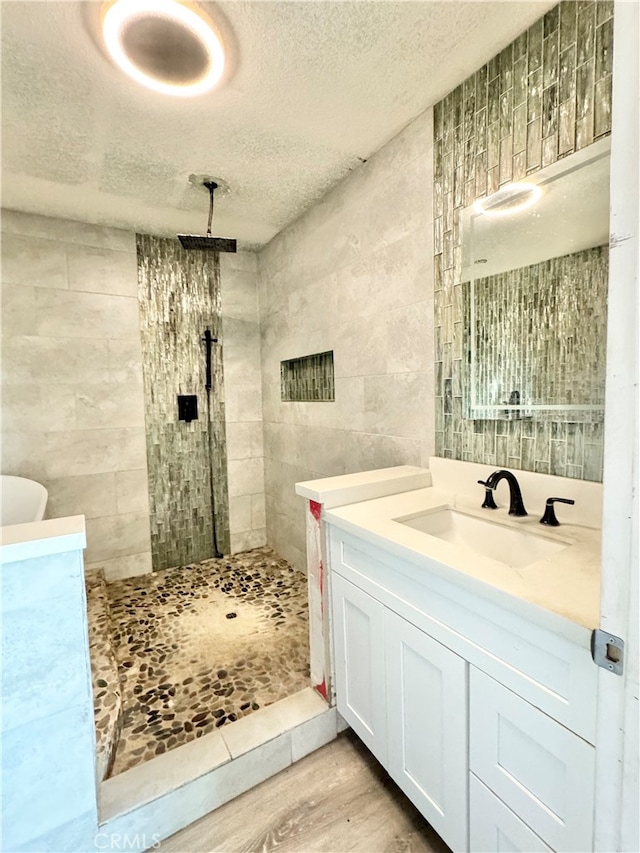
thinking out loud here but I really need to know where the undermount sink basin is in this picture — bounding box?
[399,508,570,569]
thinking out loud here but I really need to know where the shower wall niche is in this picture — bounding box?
[137,235,230,570]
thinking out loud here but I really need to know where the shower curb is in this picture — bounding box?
[98,691,338,850]
[85,569,123,783]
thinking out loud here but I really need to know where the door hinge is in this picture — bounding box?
[591,629,624,675]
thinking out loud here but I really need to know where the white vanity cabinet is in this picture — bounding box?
[332,573,468,851]
[385,608,468,850]
[328,527,597,853]
[331,574,387,766]
[469,775,554,853]
[470,669,595,852]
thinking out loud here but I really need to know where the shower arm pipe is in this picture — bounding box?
[204,180,217,239]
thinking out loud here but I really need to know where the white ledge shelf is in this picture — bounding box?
[295,465,432,509]
[1,515,86,564]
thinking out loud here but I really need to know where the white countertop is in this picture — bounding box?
[324,485,601,631]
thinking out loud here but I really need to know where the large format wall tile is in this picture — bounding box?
[229,528,268,553]
[66,243,138,296]
[1,384,77,434]
[228,457,265,498]
[0,284,37,335]
[1,233,69,290]
[75,382,146,430]
[41,428,148,478]
[45,473,119,520]
[432,0,612,481]
[34,288,140,340]
[115,469,151,515]
[363,373,432,439]
[222,343,263,386]
[2,225,263,575]
[258,108,435,571]
[225,383,264,423]
[221,270,259,320]
[1,210,152,580]
[85,552,153,581]
[84,512,152,563]
[229,494,253,533]
[226,421,264,461]
[0,208,135,252]
[107,339,144,384]
[220,255,267,553]
[2,335,112,385]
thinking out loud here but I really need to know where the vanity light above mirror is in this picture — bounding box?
[462,137,610,281]
[473,183,542,218]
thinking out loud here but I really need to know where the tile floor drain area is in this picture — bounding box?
[93,547,309,776]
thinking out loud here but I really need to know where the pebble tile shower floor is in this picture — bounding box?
[89,547,310,778]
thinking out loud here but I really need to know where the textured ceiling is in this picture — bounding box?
[1,1,555,249]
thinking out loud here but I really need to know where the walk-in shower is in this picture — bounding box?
[85,218,311,783]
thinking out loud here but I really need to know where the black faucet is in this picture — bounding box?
[477,469,528,517]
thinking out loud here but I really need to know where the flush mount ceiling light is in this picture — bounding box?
[102,0,225,96]
[473,182,542,217]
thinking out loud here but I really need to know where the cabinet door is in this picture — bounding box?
[470,668,595,852]
[331,573,387,764]
[470,774,552,852]
[385,609,468,853]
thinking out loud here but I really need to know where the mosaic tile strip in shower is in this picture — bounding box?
[433,0,612,482]
[467,246,608,418]
[137,235,230,569]
[281,351,335,402]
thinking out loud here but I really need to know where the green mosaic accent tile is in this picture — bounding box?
[465,246,607,418]
[137,235,230,569]
[433,1,612,483]
[281,351,335,402]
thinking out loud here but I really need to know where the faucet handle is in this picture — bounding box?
[477,480,498,509]
[540,497,575,526]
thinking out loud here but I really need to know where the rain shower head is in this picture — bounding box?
[178,235,236,251]
[178,180,237,252]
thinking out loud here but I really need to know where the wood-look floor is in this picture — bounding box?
[160,730,452,853]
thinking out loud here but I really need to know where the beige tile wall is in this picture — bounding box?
[1,209,152,580]
[1,211,267,574]
[220,253,267,554]
[257,109,435,571]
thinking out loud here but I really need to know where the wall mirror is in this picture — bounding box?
[461,137,610,421]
